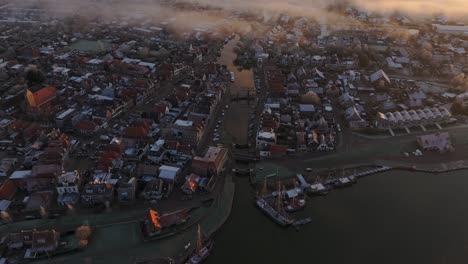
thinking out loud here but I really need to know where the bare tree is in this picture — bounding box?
[76,223,92,248]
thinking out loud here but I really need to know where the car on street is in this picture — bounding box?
[230,72,235,82]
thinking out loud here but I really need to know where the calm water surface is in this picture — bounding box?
[209,170,468,264]
[211,37,468,264]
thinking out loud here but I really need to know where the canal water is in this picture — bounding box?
[210,38,468,264]
[217,36,255,145]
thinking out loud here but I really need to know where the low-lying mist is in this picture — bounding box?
[8,0,468,33]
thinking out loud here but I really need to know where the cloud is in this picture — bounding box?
[11,0,468,27]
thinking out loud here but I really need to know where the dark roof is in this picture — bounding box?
[74,120,98,131]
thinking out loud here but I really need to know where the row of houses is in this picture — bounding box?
[376,107,452,129]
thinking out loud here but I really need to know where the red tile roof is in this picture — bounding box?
[32,86,57,107]
[153,102,169,115]
[147,209,190,228]
[97,150,121,170]
[123,127,147,139]
[268,144,288,153]
[0,180,17,200]
[108,143,124,153]
[10,120,31,131]
[132,119,153,130]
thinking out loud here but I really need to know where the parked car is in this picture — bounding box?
[230,72,235,82]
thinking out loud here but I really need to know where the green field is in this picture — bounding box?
[68,40,112,52]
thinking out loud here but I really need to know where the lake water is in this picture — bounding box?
[209,170,468,264]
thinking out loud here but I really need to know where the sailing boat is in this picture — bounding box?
[186,225,213,264]
[284,182,306,213]
[260,177,268,198]
[255,181,294,226]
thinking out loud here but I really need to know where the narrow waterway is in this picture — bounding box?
[209,38,468,264]
[217,36,255,145]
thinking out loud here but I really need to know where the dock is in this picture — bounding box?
[296,174,311,189]
[350,166,392,179]
[301,166,393,195]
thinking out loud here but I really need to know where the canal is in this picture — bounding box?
[209,38,468,264]
[217,35,255,145]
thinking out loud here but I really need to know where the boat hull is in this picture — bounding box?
[185,240,213,264]
[255,198,294,226]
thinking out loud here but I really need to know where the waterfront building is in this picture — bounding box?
[143,209,190,237]
[7,229,60,257]
[157,165,181,197]
[376,107,452,129]
[417,132,453,152]
[80,183,113,206]
[191,146,228,177]
[117,177,137,202]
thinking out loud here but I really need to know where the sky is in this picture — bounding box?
[191,0,468,17]
[11,0,468,23]
[355,0,468,17]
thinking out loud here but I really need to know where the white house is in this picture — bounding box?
[56,171,80,206]
[256,131,277,149]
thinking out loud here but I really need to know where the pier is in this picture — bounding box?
[296,166,394,197]
[296,174,311,189]
[347,166,392,179]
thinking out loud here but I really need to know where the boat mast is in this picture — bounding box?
[276,181,283,213]
[285,184,294,204]
[196,224,202,251]
[315,175,320,183]
[261,177,268,197]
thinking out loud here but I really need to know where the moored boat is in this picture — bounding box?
[256,180,294,226]
[186,225,213,264]
[255,197,294,226]
[284,198,306,212]
[283,187,306,212]
[333,177,354,188]
[307,183,329,196]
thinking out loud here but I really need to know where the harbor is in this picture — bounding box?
[208,168,468,264]
[243,158,468,236]
[252,166,391,228]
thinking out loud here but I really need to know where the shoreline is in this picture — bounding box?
[251,158,468,187]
